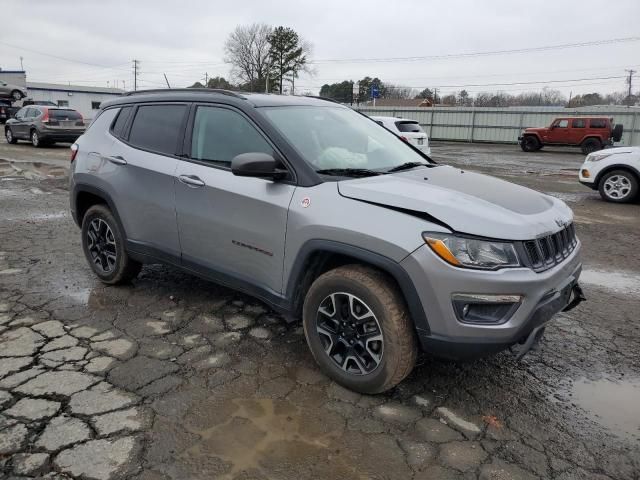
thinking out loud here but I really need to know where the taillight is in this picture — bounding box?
[76,113,85,127]
[41,109,60,126]
[70,143,78,163]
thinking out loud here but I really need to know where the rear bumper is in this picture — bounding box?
[40,132,83,143]
[401,242,583,360]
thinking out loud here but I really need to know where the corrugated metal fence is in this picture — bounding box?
[355,105,640,146]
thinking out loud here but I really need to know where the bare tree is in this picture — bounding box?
[384,84,416,99]
[224,23,272,92]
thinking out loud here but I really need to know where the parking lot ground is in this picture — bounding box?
[1,139,639,480]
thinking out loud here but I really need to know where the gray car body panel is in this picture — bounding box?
[70,91,582,360]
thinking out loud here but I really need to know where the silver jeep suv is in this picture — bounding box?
[70,89,584,393]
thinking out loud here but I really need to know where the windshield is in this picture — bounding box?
[260,106,432,173]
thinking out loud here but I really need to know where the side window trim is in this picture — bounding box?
[181,102,297,184]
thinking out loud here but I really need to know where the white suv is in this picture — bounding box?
[579,147,640,203]
[371,116,431,155]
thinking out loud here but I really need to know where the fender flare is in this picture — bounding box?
[72,183,127,238]
[286,239,431,335]
[594,163,640,186]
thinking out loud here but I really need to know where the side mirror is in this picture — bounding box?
[549,124,555,129]
[231,152,287,180]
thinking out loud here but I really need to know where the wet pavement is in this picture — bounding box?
[0,140,639,480]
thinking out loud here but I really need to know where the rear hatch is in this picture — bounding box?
[46,109,85,131]
[395,120,428,148]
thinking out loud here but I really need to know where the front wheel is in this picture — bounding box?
[11,90,23,101]
[302,265,417,394]
[81,204,142,284]
[598,170,639,203]
[31,130,43,148]
[5,128,17,144]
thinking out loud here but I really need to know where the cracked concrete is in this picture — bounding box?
[1,143,639,479]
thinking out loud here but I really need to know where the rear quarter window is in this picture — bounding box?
[589,119,607,128]
[128,104,188,156]
[111,106,133,139]
[395,121,423,133]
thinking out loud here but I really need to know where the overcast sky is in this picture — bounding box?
[1,0,639,98]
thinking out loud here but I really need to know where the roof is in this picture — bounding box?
[370,116,415,122]
[102,89,340,109]
[26,82,124,95]
[362,98,433,108]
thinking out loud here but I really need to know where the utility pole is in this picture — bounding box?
[132,59,140,91]
[625,69,636,104]
[19,56,24,71]
[203,72,209,87]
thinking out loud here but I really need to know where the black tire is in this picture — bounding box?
[598,169,639,203]
[302,264,417,394]
[612,123,623,143]
[11,90,23,101]
[520,135,541,152]
[581,138,602,155]
[81,204,142,284]
[31,129,43,148]
[5,128,17,144]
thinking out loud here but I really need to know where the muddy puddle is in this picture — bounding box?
[580,269,640,297]
[182,396,357,479]
[545,191,593,203]
[0,159,68,179]
[566,377,640,441]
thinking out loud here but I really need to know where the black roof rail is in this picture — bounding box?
[123,88,245,98]
[306,95,341,104]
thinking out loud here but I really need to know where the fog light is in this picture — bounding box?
[581,169,590,178]
[452,294,522,324]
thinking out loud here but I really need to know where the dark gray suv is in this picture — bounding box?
[69,89,584,393]
[5,106,85,147]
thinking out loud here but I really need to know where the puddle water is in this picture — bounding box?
[0,160,68,179]
[580,269,640,297]
[183,397,351,479]
[569,377,640,441]
[545,191,592,203]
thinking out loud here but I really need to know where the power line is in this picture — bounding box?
[309,36,640,64]
[0,41,130,70]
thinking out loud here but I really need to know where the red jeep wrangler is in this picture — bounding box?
[519,116,623,155]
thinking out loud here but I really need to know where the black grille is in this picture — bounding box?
[522,223,577,272]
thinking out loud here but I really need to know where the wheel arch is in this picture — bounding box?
[594,164,640,187]
[286,240,430,335]
[580,135,603,146]
[72,184,127,238]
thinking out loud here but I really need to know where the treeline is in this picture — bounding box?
[319,78,639,107]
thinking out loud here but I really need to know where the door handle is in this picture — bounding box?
[178,174,205,187]
[104,155,127,166]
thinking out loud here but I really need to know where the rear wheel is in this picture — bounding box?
[11,90,22,101]
[5,128,17,144]
[31,130,43,148]
[302,265,417,394]
[520,135,541,152]
[598,169,639,203]
[581,138,602,155]
[81,204,142,284]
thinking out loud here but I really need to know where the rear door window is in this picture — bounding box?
[190,106,273,166]
[572,119,586,128]
[395,121,423,133]
[128,104,187,156]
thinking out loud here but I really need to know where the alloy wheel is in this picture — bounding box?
[87,218,117,274]
[604,174,631,200]
[315,292,383,375]
[6,129,12,143]
[31,131,39,147]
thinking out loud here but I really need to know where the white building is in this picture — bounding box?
[25,82,123,120]
[0,69,124,120]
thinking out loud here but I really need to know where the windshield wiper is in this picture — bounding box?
[315,168,385,177]
[386,162,430,173]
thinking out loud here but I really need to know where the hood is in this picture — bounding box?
[523,127,548,133]
[337,165,573,241]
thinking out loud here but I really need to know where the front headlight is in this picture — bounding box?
[586,152,613,162]
[423,232,520,270]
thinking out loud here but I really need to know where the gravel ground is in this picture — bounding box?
[0,140,639,480]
